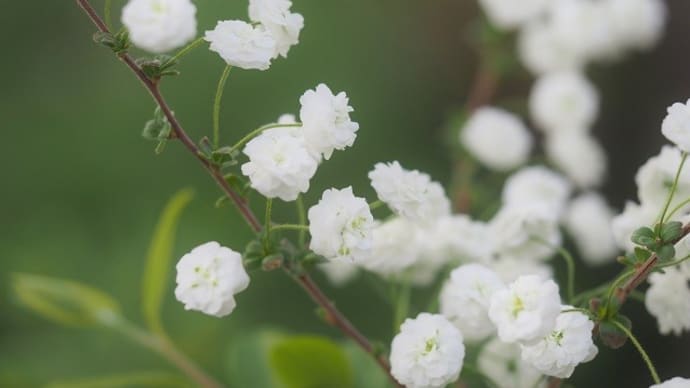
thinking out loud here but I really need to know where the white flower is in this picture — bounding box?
[651,377,690,388]
[545,131,607,188]
[477,0,550,30]
[460,107,534,171]
[502,166,572,215]
[390,313,465,388]
[645,267,690,336]
[488,256,554,284]
[418,215,493,266]
[662,99,690,153]
[478,338,543,388]
[205,20,276,70]
[608,0,667,52]
[358,217,420,278]
[529,71,599,134]
[122,0,197,54]
[318,260,358,287]
[240,127,318,201]
[308,187,374,262]
[174,241,249,317]
[636,145,690,210]
[549,0,619,62]
[299,84,359,160]
[440,264,505,342]
[611,201,657,252]
[518,19,583,75]
[248,0,303,58]
[521,308,598,378]
[564,193,619,265]
[369,161,451,224]
[489,205,562,262]
[488,275,562,344]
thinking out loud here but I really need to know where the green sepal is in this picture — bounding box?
[92,28,130,54]
[136,55,180,80]
[598,316,631,349]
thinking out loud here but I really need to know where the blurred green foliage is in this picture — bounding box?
[3,1,690,387]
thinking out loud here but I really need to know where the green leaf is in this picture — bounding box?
[660,221,683,242]
[11,273,120,327]
[226,330,284,388]
[634,247,652,262]
[92,28,130,54]
[269,335,354,388]
[45,371,187,388]
[656,244,676,261]
[142,107,173,152]
[141,188,194,336]
[631,226,656,247]
[343,342,389,388]
[598,316,631,350]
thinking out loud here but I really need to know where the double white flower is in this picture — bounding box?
[122,0,197,53]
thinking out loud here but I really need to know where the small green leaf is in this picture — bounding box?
[634,247,652,262]
[92,28,130,54]
[656,244,676,261]
[137,55,180,80]
[141,189,194,336]
[12,273,120,327]
[224,174,251,198]
[269,336,354,388]
[261,253,284,271]
[142,107,172,146]
[631,226,656,247]
[660,221,683,242]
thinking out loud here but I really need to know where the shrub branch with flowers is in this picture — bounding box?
[12,0,690,387]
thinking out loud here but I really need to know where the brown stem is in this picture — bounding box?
[465,58,499,114]
[74,1,399,384]
[294,273,402,386]
[614,223,690,306]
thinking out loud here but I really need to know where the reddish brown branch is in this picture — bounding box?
[74,1,399,385]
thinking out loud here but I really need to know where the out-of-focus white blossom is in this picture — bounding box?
[635,146,690,210]
[564,193,619,265]
[549,0,619,62]
[241,127,318,201]
[390,313,465,388]
[645,267,690,336]
[650,377,690,388]
[440,264,505,342]
[248,0,303,58]
[518,19,583,75]
[369,161,451,224]
[545,131,607,189]
[122,0,197,53]
[175,241,249,317]
[477,0,550,30]
[488,275,562,344]
[318,260,358,287]
[611,201,657,252]
[489,205,562,262]
[529,71,599,134]
[502,166,572,215]
[358,217,420,278]
[308,187,374,262]
[205,20,276,70]
[299,84,359,160]
[521,308,598,378]
[478,338,543,388]
[662,99,690,153]
[608,0,667,52]
[460,107,533,171]
[488,256,554,284]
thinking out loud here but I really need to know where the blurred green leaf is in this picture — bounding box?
[12,273,120,327]
[45,371,187,388]
[269,335,354,388]
[343,343,389,388]
[660,221,683,242]
[226,330,284,388]
[141,188,194,336]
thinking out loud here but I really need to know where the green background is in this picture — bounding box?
[2,0,690,387]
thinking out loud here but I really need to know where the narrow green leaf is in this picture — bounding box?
[45,371,188,388]
[11,273,120,327]
[269,335,354,388]
[141,188,194,336]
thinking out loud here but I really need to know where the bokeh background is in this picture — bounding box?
[2,0,690,387]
